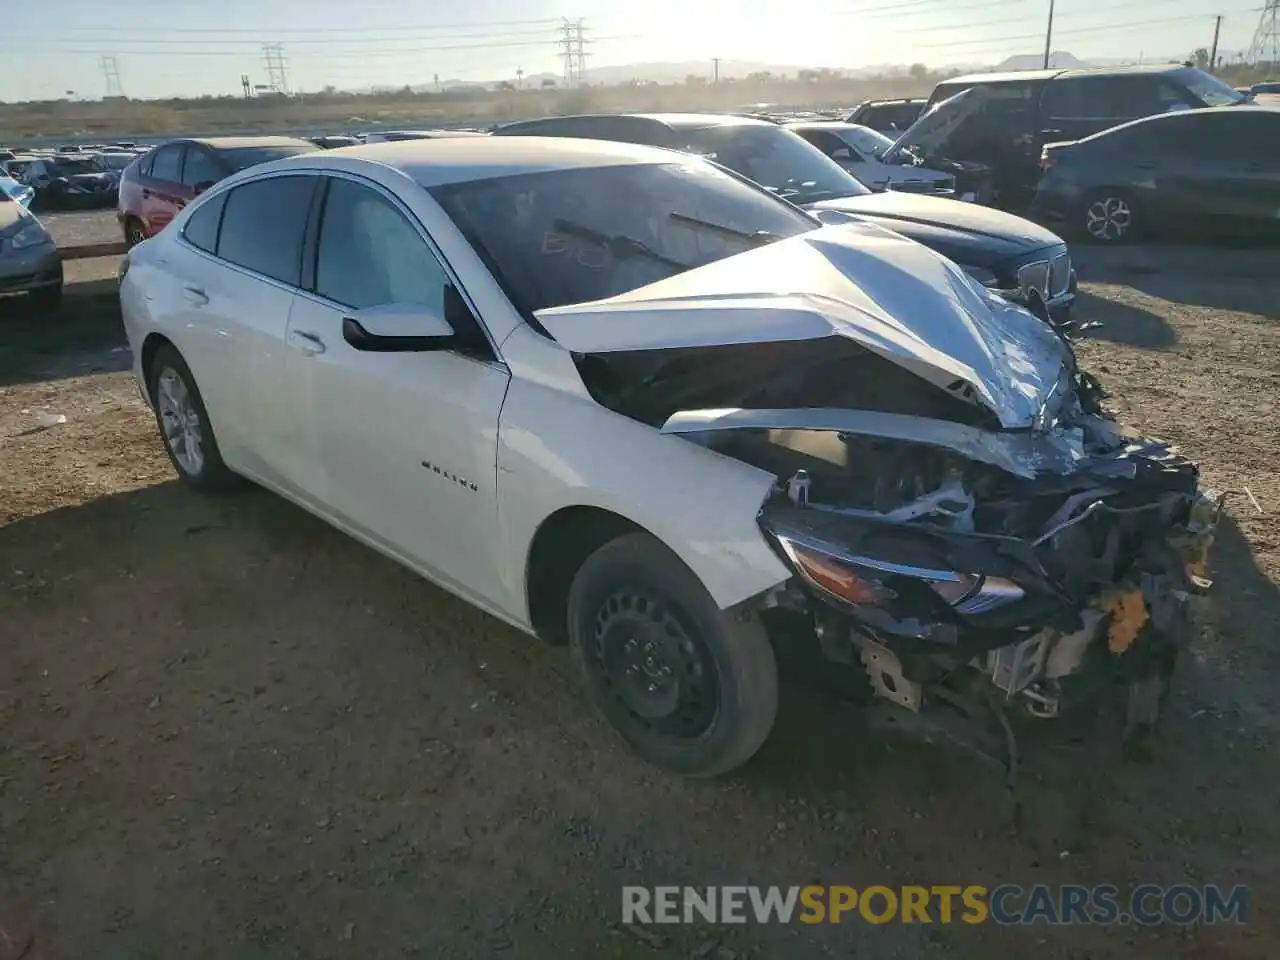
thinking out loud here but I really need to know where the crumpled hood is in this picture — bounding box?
[535,222,1069,429]
[808,191,1064,258]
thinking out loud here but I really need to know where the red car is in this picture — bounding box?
[117,136,317,247]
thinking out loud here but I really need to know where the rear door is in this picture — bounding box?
[140,142,191,236]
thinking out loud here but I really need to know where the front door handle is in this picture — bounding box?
[181,285,208,306]
[142,188,152,198]
[288,329,326,355]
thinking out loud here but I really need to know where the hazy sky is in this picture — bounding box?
[0,0,1265,100]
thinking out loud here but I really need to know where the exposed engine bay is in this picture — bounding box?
[573,321,1220,771]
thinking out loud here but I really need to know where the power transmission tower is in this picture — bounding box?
[262,43,290,96]
[100,56,125,98]
[1248,0,1280,73]
[574,19,588,84]
[559,19,579,86]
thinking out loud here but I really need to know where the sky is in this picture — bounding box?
[0,0,1267,101]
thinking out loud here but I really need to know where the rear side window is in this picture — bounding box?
[182,192,226,254]
[149,144,184,183]
[216,175,317,285]
[1044,76,1181,120]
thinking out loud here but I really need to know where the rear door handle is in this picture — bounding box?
[288,329,326,355]
[181,285,208,306]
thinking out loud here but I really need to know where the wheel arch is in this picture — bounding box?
[140,331,176,389]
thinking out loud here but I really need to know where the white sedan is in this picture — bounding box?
[120,137,1216,777]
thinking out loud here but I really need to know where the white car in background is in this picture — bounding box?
[119,138,1216,777]
[786,120,961,197]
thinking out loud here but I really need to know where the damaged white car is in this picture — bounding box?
[119,138,1218,777]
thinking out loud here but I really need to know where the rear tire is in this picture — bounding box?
[566,533,779,777]
[123,216,146,248]
[1082,190,1139,244]
[147,345,241,493]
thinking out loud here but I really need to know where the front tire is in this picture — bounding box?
[567,533,779,777]
[1082,190,1138,244]
[147,345,240,493]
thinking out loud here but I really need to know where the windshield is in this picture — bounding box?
[679,125,871,204]
[51,158,103,176]
[217,144,316,171]
[833,125,896,158]
[1174,67,1248,107]
[431,160,819,315]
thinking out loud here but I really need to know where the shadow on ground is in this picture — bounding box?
[0,276,127,387]
[1074,289,1177,349]
[2,478,1277,959]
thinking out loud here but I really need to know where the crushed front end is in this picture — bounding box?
[674,372,1219,767]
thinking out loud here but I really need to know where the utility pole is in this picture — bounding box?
[262,43,289,96]
[1210,15,1223,72]
[713,57,720,83]
[1042,0,1056,69]
[100,56,125,98]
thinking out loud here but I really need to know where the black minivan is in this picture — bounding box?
[905,64,1253,208]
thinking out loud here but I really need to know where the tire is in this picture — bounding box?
[147,345,241,493]
[123,216,146,248]
[1082,190,1139,244]
[566,533,779,777]
[25,283,62,312]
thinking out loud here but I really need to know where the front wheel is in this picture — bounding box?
[1082,190,1138,244]
[147,345,241,493]
[567,533,779,777]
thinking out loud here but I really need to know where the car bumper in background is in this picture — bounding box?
[0,242,63,294]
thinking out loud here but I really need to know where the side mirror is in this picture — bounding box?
[194,180,217,194]
[342,302,456,352]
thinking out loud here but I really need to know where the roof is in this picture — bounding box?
[858,98,926,106]
[320,135,678,187]
[784,120,880,133]
[634,113,772,130]
[188,136,317,149]
[941,63,1194,86]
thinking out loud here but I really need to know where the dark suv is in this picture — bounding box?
[908,64,1252,208]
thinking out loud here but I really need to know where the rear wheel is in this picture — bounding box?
[147,345,241,493]
[123,216,146,248]
[1082,190,1138,244]
[567,533,779,777]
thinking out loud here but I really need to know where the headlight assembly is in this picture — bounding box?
[1016,260,1051,298]
[771,530,1025,616]
[9,219,51,250]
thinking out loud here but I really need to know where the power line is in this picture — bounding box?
[916,8,1263,50]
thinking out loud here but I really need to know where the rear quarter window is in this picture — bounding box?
[215,175,318,285]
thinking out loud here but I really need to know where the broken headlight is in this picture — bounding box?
[771,531,1025,616]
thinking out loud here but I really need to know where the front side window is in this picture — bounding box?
[148,144,184,183]
[431,160,819,316]
[216,175,317,285]
[680,125,870,204]
[181,148,224,188]
[314,178,448,312]
[1172,67,1248,107]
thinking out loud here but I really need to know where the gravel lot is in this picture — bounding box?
[1,248,1278,959]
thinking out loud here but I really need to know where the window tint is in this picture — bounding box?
[314,178,447,312]
[217,144,316,172]
[182,191,226,254]
[795,129,853,159]
[181,147,223,187]
[1045,77,1175,120]
[680,125,869,203]
[216,175,316,285]
[149,144,184,183]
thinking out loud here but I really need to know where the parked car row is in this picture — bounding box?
[118,133,1219,777]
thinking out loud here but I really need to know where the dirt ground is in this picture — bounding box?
[1,249,1278,960]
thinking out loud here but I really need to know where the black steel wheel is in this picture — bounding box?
[567,533,778,777]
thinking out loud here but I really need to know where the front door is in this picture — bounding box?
[283,175,511,601]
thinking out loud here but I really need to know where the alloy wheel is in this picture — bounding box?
[155,368,205,476]
[1085,196,1132,242]
[126,221,146,247]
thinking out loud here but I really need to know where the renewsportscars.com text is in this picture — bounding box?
[622,884,1248,926]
